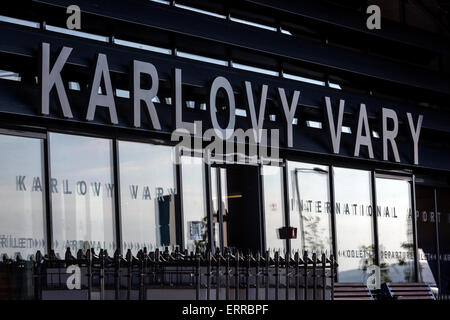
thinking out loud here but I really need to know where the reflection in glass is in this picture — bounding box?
[376,177,415,283]
[119,141,177,254]
[334,168,374,283]
[49,133,115,257]
[436,189,450,298]
[0,134,46,258]
[287,161,332,255]
[416,186,438,292]
[262,165,285,252]
[211,167,229,250]
[181,156,208,251]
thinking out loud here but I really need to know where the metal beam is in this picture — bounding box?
[246,0,450,54]
[0,23,448,133]
[28,0,450,95]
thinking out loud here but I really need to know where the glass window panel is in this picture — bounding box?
[287,161,332,255]
[416,186,439,291]
[334,167,374,283]
[437,189,450,298]
[262,165,286,252]
[0,134,46,258]
[118,141,177,254]
[376,177,415,283]
[181,156,208,252]
[49,133,115,257]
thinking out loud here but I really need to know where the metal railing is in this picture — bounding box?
[0,248,337,300]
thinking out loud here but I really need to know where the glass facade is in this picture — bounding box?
[118,141,177,254]
[437,190,450,299]
[0,134,46,259]
[416,186,439,289]
[3,130,446,288]
[334,167,375,283]
[262,165,286,252]
[287,161,332,255]
[376,177,415,283]
[49,133,116,257]
[180,156,208,252]
[417,186,450,299]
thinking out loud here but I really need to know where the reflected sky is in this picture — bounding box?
[49,133,115,257]
[0,134,46,259]
[119,141,176,253]
[181,156,207,251]
[334,167,374,283]
[376,177,414,282]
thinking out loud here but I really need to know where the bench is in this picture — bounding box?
[381,282,435,300]
[333,282,373,300]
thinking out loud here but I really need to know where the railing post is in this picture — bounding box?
[235,251,240,300]
[86,249,92,301]
[173,247,179,286]
[126,249,132,300]
[206,250,211,300]
[225,249,230,300]
[255,252,260,301]
[321,253,326,300]
[195,250,201,300]
[303,251,308,301]
[265,251,269,300]
[114,249,121,300]
[155,248,160,286]
[99,249,105,301]
[295,252,299,301]
[34,251,42,300]
[138,250,144,300]
[76,249,84,261]
[245,251,251,300]
[285,251,290,301]
[65,247,74,261]
[312,252,317,300]
[274,251,279,301]
[143,248,148,300]
[216,249,221,300]
[10,247,346,301]
[330,254,335,301]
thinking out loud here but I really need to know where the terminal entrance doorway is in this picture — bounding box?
[210,164,263,253]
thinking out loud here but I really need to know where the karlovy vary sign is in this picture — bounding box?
[14,174,405,220]
[39,42,423,165]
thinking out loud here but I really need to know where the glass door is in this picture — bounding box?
[287,161,333,255]
[333,167,375,283]
[209,164,263,253]
[375,174,415,282]
[180,155,208,252]
[375,174,415,283]
[211,166,228,251]
[416,182,450,299]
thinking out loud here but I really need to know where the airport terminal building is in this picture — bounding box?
[0,0,449,299]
